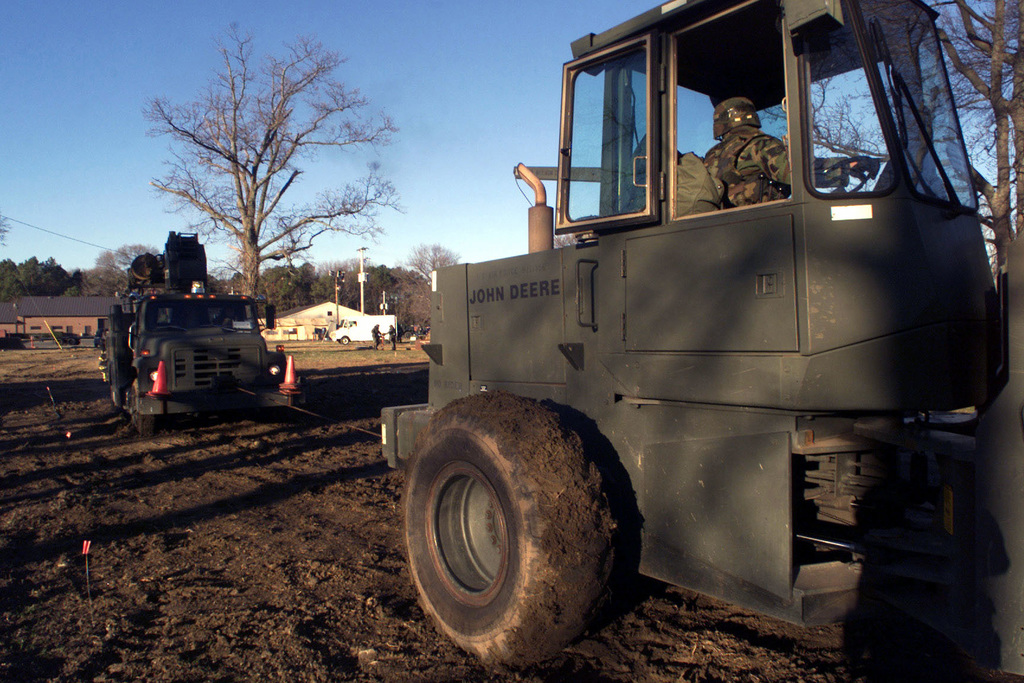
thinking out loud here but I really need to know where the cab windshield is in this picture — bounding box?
[144,300,257,332]
[807,0,974,207]
[862,0,975,208]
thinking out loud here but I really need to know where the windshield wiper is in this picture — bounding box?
[870,20,961,208]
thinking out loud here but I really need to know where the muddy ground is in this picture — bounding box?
[0,345,1020,682]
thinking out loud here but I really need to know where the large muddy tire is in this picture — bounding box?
[404,391,613,665]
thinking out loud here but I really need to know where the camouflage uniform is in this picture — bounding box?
[704,97,791,207]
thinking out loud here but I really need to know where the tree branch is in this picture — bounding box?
[145,28,399,294]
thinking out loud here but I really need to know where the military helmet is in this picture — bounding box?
[713,97,761,139]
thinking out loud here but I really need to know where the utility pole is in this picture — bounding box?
[358,247,367,315]
[334,270,342,328]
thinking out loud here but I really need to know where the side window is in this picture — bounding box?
[675,87,715,156]
[806,19,893,196]
[559,39,652,229]
[671,0,792,217]
[758,104,788,142]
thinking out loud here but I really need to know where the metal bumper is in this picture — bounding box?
[136,384,303,416]
[381,403,433,469]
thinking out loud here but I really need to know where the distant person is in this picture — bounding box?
[703,97,791,207]
[371,323,381,350]
[388,324,397,350]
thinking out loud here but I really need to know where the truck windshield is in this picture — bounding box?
[862,0,975,208]
[563,43,650,223]
[144,300,257,332]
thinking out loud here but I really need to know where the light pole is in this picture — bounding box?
[357,247,367,315]
[334,270,341,328]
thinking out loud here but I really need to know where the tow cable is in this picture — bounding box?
[234,387,382,441]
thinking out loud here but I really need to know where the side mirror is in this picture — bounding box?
[265,305,276,330]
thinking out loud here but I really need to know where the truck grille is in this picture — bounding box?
[172,346,260,390]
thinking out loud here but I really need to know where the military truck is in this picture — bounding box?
[102,232,301,435]
[382,0,1024,674]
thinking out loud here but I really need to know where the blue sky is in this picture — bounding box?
[0,0,657,276]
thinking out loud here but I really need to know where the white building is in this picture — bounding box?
[264,301,362,342]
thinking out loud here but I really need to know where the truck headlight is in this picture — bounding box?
[269,365,281,376]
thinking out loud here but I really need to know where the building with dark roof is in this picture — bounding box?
[0,302,16,334]
[6,296,119,337]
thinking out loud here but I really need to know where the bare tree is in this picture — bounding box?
[83,244,160,296]
[405,243,461,282]
[145,27,399,295]
[937,0,1022,267]
[809,76,888,160]
[402,244,461,327]
[0,211,9,246]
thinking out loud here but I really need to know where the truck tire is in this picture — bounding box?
[110,385,125,409]
[339,336,351,345]
[127,385,157,437]
[404,391,613,665]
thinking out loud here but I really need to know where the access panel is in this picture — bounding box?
[467,250,566,385]
[625,216,798,352]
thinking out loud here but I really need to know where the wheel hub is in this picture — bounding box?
[431,463,508,600]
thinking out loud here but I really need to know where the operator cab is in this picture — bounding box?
[555,0,993,412]
[557,0,976,232]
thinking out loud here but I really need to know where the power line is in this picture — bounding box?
[3,215,113,252]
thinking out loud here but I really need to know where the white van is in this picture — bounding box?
[330,315,397,346]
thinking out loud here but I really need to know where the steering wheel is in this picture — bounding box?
[842,155,882,191]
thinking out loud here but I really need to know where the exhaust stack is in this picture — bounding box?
[515,163,554,253]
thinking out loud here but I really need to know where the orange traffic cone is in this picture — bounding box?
[279,355,300,395]
[146,360,171,398]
